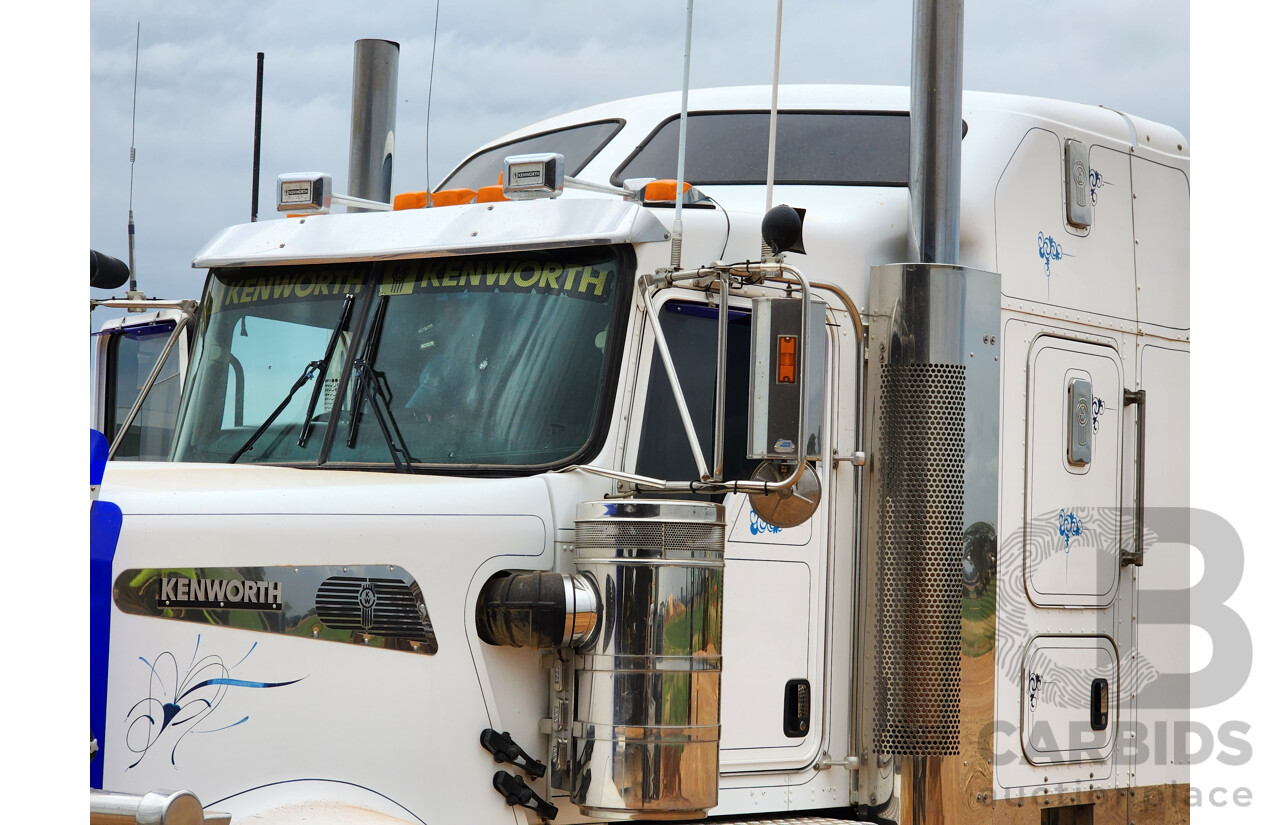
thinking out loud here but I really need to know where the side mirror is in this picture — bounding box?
[746,295,826,528]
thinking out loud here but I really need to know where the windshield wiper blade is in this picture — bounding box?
[346,295,389,449]
[344,296,416,471]
[361,366,417,471]
[297,293,357,447]
[227,293,355,463]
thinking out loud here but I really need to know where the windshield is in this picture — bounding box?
[172,247,631,470]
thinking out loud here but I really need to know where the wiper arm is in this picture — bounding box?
[345,296,416,471]
[297,293,357,447]
[346,295,389,449]
[227,293,355,463]
[361,366,417,471]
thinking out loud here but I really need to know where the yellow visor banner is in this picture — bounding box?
[378,256,615,303]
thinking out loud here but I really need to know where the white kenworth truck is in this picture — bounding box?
[90,24,1190,825]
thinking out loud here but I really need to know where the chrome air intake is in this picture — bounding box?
[475,570,599,649]
[571,499,726,820]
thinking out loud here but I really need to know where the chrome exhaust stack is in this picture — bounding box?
[908,0,964,265]
[855,2,1001,821]
[346,39,399,211]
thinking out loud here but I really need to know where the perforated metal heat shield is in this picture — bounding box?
[859,264,1000,759]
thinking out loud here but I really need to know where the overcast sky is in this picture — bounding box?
[88,1,1189,305]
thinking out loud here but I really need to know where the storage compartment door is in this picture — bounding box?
[1022,635,1119,765]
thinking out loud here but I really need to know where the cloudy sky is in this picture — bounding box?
[88,1,1190,304]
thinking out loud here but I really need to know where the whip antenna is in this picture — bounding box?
[670,0,694,269]
[127,21,142,298]
[765,0,783,214]
[424,0,441,206]
[251,51,264,221]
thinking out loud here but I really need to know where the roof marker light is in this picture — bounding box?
[643,180,693,202]
[476,171,508,203]
[394,191,428,210]
[432,188,478,206]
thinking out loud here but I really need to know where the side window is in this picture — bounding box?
[105,325,183,461]
[635,301,754,485]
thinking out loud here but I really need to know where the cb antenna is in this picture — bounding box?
[126,22,143,301]
[765,0,783,214]
[423,0,442,207]
[670,0,694,269]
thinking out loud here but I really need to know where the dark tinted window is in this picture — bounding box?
[105,323,184,461]
[440,120,623,192]
[613,111,910,186]
[636,302,754,487]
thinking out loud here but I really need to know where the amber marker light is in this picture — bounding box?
[430,188,478,207]
[394,191,429,210]
[777,335,797,384]
[643,179,693,202]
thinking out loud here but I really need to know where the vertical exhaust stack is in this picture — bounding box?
[859,2,1001,821]
[347,39,399,211]
[908,0,964,265]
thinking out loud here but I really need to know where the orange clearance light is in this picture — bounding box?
[394,191,429,210]
[776,335,797,384]
[644,179,693,202]
[431,188,478,207]
[477,185,509,203]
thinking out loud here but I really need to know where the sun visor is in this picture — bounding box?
[192,198,670,269]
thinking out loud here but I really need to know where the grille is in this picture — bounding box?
[872,363,964,755]
[316,576,436,649]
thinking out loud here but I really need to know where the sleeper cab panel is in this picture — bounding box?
[1133,158,1191,331]
[995,128,1136,321]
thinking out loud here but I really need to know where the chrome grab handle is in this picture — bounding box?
[1122,389,1147,567]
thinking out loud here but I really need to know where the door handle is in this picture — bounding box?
[1122,389,1146,567]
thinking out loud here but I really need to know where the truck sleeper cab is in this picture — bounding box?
[94,84,1189,825]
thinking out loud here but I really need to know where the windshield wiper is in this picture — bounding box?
[357,365,416,471]
[227,293,355,463]
[345,295,416,471]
